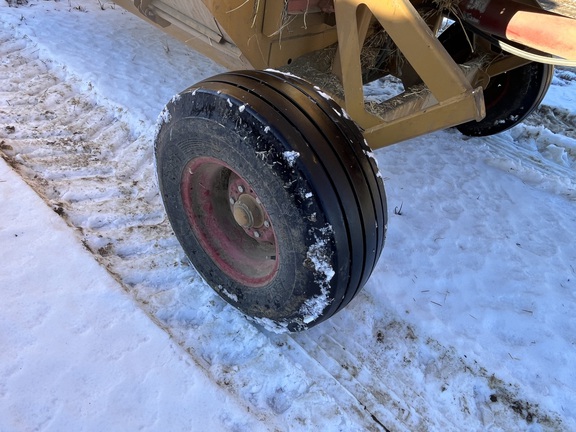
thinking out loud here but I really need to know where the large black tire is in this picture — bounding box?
[155,70,387,332]
[439,24,554,136]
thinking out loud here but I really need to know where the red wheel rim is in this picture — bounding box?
[181,157,279,288]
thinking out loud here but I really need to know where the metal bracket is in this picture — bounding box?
[333,0,486,148]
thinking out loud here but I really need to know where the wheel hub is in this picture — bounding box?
[228,175,275,243]
[232,194,264,229]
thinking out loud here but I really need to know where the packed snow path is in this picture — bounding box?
[1,1,576,430]
[0,157,274,431]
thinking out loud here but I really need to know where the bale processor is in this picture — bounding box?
[114,0,576,331]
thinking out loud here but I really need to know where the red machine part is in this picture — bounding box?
[459,0,576,59]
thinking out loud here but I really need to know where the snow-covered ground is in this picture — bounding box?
[1,1,575,430]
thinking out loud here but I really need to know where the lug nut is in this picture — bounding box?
[237,185,244,193]
[253,231,260,238]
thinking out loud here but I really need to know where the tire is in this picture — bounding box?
[439,24,554,136]
[155,70,387,332]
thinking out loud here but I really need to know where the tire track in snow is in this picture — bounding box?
[0,33,565,431]
[481,128,576,194]
[472,70,576,200]
[0,33,389,431]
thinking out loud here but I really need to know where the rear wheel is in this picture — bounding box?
[439,24,554,136]
[155,70,387,332]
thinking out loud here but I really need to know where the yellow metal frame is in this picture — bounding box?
[206,0,339,69]
[332,0,485,148]
[117,0,491,148]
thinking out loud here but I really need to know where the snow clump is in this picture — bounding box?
[283,150,300,167]
[300,225,335,324]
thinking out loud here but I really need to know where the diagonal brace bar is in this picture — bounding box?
[333,0,485,147]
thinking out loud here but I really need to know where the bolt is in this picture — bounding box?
[237,185,244,193]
